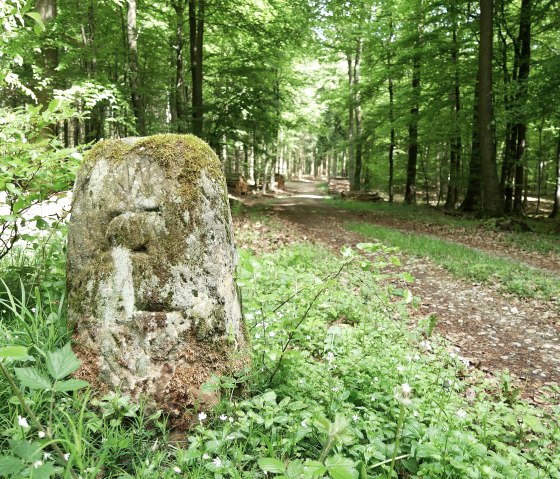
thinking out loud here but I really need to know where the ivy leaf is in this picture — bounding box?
[54,379,89,392]
[46,343,81,380]
[258,458,286,474]
[14,367,52,390]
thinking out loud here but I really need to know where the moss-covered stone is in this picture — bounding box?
[68,135,248,429]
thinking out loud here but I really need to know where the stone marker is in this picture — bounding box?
[67,134,247,427]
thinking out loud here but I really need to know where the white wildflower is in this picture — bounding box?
[220,414,228,421]
[326,351,335,363]
[226,434,235,440]
[212,457,222,468]
[374,377,379,382]
[397,365,405,372]
[173,467,182,474]
[63,453,70,461]
[352,415,359,422]
[33,461,43,468]
[300,420,308,428]
[38,431,46,439]
[401,383,412,395]
[198,411,207,422]
[202,453,210,460]
[456,409,467,419]
[43,453,52,461]
[17,416,29,429]
[269,331,276,337]
[229,416,234,423]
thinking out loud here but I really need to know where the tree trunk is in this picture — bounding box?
[126,0,145,135]
[346,52,355,187]
[353,39,363,191]
[478,0,503,216]
[460,73,481,212]
[405,52,420,205]
[445,15,461,210]
[189,0,204,137]
[512,0,532,215]
[550,132,560,218]
[387,15,395,203]
[172,0,188,133]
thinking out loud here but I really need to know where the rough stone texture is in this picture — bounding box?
[67,134,247,427]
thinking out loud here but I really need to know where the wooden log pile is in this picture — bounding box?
[341,191,383,201]
[328,177,350,195]
[226,173,249,195]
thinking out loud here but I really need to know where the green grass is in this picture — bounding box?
[1,238,560,478]
[346,222,560,302]
[330,199,560,257]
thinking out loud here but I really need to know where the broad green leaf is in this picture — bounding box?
[402,272,414,283]
[14,368,52,390]
[54,378,89,392]
[403,289,413,304]
[286,460,304,477]
[0,346,30,361]
[302,460,326,477]
[30,462,56,479]
[523,414,548,434]
[258,458,286,474]
[25,12,45,32]
[46,343,81,380]
[0,455,25,476]
[390,256,401,267]
[9,440,41,462]
[325,455,357,479]
[47,99,62,112]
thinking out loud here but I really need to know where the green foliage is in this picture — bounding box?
[347,222,560,301]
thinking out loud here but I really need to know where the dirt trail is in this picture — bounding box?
[238,180,560,400]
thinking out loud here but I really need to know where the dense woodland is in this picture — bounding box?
[2,0,560,220]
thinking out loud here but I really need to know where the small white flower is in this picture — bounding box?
[17,416,29,429]
[326,351,335,363]
[212,457,222,468]
[229,416,234,423]
[397,366,405,372]
[173,466,182,473]
[63,453,70,461]
[269,331,276,337]
[373,377,379,382]
[413,410,419,417]
[352,415,359,422]
[33,461,43,468]
[38,431,46,439]
[401,383,412,395]
[255,333,261,339]
[43,453,52,461]
[413,355,420,361]
[456,409,467,419]
[31,308,36,313]
[332,387,339,392]
[202,453,210,460]
[449,352,456,359]
[370,395,376,402]
[198,412,207,422]
[420,340,432,350]
[220,414,228,421]
[298,379,305,385]
[226,434,235,440]
[300,420,308,428]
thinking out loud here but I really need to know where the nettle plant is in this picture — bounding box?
[0,343,88,478]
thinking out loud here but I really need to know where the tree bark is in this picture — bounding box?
[478,0,503,216]
[126,0,145,135]
[512,0,532,214]
[172,0,188,133]
[346,52,355,188]
[353,39,363,190]
[445,14,462,210]
[550,132,560,218]
[405,52,420,205]
[189,0,204,138]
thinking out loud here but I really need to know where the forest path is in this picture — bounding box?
[236,180,560,401]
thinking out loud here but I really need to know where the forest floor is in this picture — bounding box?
[233,180,560,404]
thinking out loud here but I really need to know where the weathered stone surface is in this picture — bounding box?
[67,134,248,426]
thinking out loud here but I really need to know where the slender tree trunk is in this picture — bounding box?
[512,0,531,214]
[479,0,503,216]
[189,0,204,137]
[387,16,395,203]
[353,39,363,191]
[346,52,355,187]
[405,52,420,205]
[460,73,482,211]
[445,16,462,210]
[172,0,188,133]
[550,132,560,218]
[126,0,145,135]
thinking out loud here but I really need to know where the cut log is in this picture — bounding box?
[341,191,383,202]
[328,177,350,195]
[226,173,249,195]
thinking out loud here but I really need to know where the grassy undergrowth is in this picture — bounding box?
[346,222,560,302]
[329,199,560,256]
[1,240,559,478]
